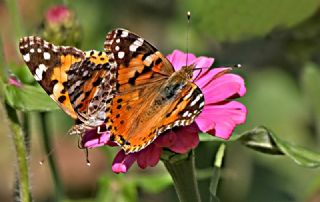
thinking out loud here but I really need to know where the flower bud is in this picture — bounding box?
[41,5,82,46]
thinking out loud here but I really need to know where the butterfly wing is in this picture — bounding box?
[104,29,204,153]
[108,80,204,153]
[19,37,117,126]
[104,29,174,93]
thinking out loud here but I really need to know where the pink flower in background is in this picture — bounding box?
[8,75,23,88]
[82,50,247,173]
[46,5,71,25]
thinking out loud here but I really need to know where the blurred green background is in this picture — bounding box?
[1,0,320,201]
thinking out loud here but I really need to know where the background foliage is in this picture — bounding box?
[1,0,320,201]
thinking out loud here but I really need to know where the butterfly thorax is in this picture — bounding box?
[174,64,195,80]
[160,65,195,101]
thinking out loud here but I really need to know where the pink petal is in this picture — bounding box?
[191,56,214,77]
[195,113,216,133]
[166,50,197,71]
[193,56,214,69]
[137,144,162,169]
[82,130,111,148]
[195,67,231,89]
[168,123,200,153]
[154,130,177,148]
[112,150,137,173]
[8,76,23,88]
[196,101,247,139]
[202,74,246,104]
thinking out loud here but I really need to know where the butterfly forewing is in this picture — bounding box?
[19,37,117,127]
[19,36,85,118]
[104,29,175,93]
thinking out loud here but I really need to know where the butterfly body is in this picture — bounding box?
[19,29,205,154]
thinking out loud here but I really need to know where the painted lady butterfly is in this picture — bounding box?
[19,29,204,153]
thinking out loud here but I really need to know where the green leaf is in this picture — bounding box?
[239,127,283,155]
[199,126,320,168]
[187,0,320,42]
[240,126,320,168]
[4,84,59,112]
[12,65,35,84]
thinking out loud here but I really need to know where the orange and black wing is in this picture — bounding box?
[19,37,117,123]
[104,28,174,93]
[104,29,204,153]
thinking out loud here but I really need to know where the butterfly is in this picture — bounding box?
[19,29,205,154]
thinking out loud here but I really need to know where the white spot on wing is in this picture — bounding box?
[30,48,35,53]
[121,30,129,37]
[190,94,202,107]
[184,89,194,100]
[43,52,50,60]
[34,75,41,81]
[115,46,120,51]
[143,55,153,66]
[37,48,42,53]
[23,53,30,62]
[182,111,189,117]
[199,101,205,108]
[116,38,120,43]
[129,38,144,52]
[34,64,48,81]
[118,51,125,59]
[83,70,89,77]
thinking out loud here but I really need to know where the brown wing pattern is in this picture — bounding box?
[104,29,174,93]
[19,36,84,118]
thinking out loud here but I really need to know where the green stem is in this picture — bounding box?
[22,112,30,153]
[39,112,64,201]
[209,144,226,202]
[163,150,201,202]
[5,103,32,202]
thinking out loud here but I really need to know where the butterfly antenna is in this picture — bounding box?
[39,148,55,165]
[39,131,71,165]
[186,11,191,67]
[234,64,242,68]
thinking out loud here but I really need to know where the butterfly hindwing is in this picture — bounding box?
[65,50,117,124]
[107,78,204,153]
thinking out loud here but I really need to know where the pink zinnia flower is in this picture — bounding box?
[81,50,247,173]
[46,5,71,25]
